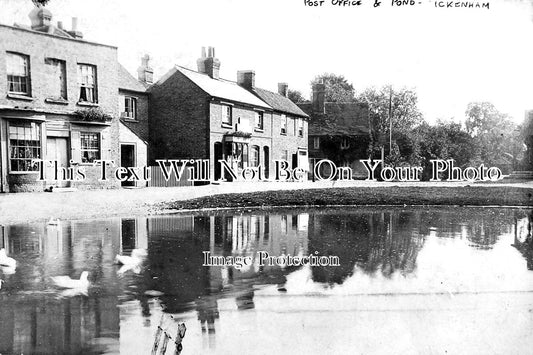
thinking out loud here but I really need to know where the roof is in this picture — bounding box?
[172,66,271,109]
[298,102,370,136]
[252,88,308,118]
[118,64,148,93]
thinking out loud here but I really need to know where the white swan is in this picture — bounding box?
[0,249,16,268]
[51,271,89,289]
[115,249,147,274]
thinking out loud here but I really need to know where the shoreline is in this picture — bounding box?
[0,181,531,225]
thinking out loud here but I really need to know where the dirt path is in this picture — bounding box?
[0,180,531,225]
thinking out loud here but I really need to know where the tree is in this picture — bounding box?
[32,0,51,6]
[287,89,306,103]
[311,73,355,103]
[465,102,522,170]
[356,86,423,161]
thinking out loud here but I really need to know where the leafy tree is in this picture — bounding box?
[356,86,423,160]
[465,102,522,169]
[311,73,355,103]
[287,89,306,103]
[32,0,50,6]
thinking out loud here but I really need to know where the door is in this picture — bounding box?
[214,142,222,181]
[46,137,70,187]
[120,144,136,187]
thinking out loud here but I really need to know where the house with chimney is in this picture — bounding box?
[0,6,149,192]
[298,83,371,179]
[149,47,309,181]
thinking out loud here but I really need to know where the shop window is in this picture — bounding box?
[251,145,260,167]
[9,121,41,172]
[80,132,100,163]
[7,52,30,96]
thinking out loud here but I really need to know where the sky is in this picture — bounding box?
[1,0,533,124]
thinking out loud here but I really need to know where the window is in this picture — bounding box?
[280,114,287,134]
[298,118,304,137]
[225,141,249,169]
[222,105,232,126]
[7,52,30,95]
[281,150,288,162]
[78,64,97,103]
[9,121,41,172]
[313,137,320,149]
[254,111,264,130]
[123,96,137,120]
[251,145,260,167]
[45,58,67,100]
[80,132,100,163]
[340,137,350,149]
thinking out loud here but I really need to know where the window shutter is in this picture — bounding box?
[70,131,81,163]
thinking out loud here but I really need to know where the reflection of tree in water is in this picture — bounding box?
[426,209,515,250]
[308,210,426,285]
[512,209,533,270]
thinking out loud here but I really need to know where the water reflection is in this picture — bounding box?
[0,207,530,354]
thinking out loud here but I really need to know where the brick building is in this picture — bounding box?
[0,7,148,192]
[149,47,309,181]
[298,83,371,179]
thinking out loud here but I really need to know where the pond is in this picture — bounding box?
[0,207,532,354]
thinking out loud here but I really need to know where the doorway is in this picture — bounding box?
[46,137,70,187]
[120,144,136,187]
[214,142,223,181]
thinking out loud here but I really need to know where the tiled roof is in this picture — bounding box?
[174,66,271,109]
[118,64,148,93]
[298,102,370,136]
[252,88,308,118]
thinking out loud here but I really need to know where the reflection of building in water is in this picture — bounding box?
[0,218,126,354]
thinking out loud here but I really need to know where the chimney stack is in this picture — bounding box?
[67,17,83,39]
[237,70,255,90]
[28,6,52,30]
[197,46,220,79]
[312,82,326,114]
[278,83,288,97]
[137,54,154,85]
[57,21,63,30]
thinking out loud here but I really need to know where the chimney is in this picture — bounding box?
[278,83,288,97]
[237,70,255,90]
[67,17,83,39]
[28,6,52,30]
[197,46,220,79]
[57,21,63,30]
[137,54,154,85]
[312,82,325,114]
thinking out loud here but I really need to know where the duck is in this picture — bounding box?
[51,271,89,289]
[0,249,16,268]
[115,249,147,275]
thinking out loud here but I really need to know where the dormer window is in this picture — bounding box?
[7,52,30,96]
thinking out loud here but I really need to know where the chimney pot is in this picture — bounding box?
[197,47,220,79]
[137,54,154,85]
[71,17,78,31]
[57,21,63,29]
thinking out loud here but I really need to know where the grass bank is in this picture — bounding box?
[161,185,533,211]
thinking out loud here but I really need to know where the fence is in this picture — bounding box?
[147,166,194,188]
